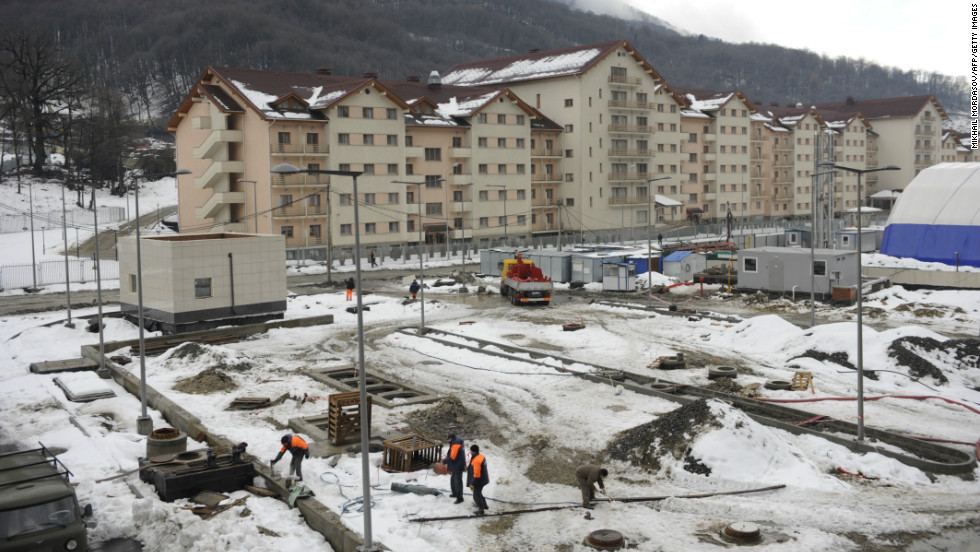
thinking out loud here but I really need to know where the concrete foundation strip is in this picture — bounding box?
[404,327,976,475]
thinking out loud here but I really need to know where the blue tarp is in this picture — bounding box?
[880,224,980,268]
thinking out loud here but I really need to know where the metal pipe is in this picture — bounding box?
[93,188,107,379]
[134,180,152,435]
[228,253,235,314]
[29,183,37,290]
[61,182,73,327]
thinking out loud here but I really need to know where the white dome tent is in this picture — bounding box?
[879,163,980,267]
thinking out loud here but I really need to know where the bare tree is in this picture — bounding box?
[0,30,84,175]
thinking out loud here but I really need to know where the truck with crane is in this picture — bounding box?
[499,253,553,305]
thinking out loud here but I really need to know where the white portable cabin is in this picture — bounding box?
[601,262,636,291]
[738,247,858,296]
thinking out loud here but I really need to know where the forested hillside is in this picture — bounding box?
[1,0,967,123]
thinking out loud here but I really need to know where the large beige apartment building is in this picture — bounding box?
[167,39,959,257]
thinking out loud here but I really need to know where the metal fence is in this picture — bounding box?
[0,206,126,234]
[0,259,119,290]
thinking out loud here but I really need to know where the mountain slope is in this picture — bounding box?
[0,0,964,121]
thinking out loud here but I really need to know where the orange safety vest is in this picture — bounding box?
[449,443,462,461]
[470,454,485,478]
[281,435,308,453]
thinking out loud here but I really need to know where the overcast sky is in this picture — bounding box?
[619,0,968,79]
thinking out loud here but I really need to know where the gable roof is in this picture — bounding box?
[812,95,947,121]
[441,39,665,87]
[673,87,757,117]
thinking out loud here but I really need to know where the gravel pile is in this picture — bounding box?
[793,349,879,381]
[173,367,238,394]
[606,399,718,475]
[406,395,496,443]
[888,336,980,385]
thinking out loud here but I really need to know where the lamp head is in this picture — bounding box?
[271,163,302,174]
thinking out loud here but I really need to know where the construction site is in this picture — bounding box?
[2,261,980,552]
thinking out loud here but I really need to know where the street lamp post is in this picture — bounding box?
[28,182,37,290]
[486,184,506,243]
[235,179,258,233]
[821,163,900,443]
[646,177,670,305]
[274,164,376,551]
[134,170,191,435]
[92,184,110,379]
[455,182,474,276]
[810,170,837,328]
[61,182,73,327]
[393,179,445,334]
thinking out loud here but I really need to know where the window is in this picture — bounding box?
[405,135,413,146]
[516,115,524,125]
[364,223,376,234]
[478,137,487,148]
[565,149,573,158]
[389,221,399,232]
[516,164,525,174]
[497,190,506,201]
[340,194,352,206]
[516,138,525,148]
[452,136,463,147]
[743,257,758,272]
[280,225,293,237]
[426,203,442,216]
[362,107,373,119]
[566,198,574,207]
[688,173,697,182]
[407,220,415,232]
[386,108,397,120]
[478,113,487,123]
[309,224,321,237]
[406,164,414,175]
[497,114,506,124]
[129,274,137,293]
[498,138,506,148]
[688,133,697,143]
[363,193,375,204]
[498,164,507,174]
[424,148,441,161]
[340,224,352,235]
[307,133,319,147]
[478,164,488,175]
[194,277,213,298]
[498,216,506,226]
[337,106,349,117]
[517,215,526,225]
[516,189,526,200]
[564,124,574,133]
[387,163,398,175]
[278,132,291,144]
[362,164,374,175]
[479,190,488,201]
[280,194,293,207]
[689,153,697,162]
[564,98,573,107]
[388,192,399,204]
[338,133,350,145]
[565,173,574,182]
[813,260,827,276]
[479,217,489,228]
[308,194,321,208]
[363,134,374,145]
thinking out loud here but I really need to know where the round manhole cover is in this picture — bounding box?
[723,521,761,542]
[585,529,624,550]
[150,427,180,439]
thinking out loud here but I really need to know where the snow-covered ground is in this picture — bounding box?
[2,177,979,551]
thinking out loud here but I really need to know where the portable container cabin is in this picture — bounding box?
[662,250,706,282]
[525,250,573,283]
[834,228,877,252]
[784,227,812,248]
[601,262,637,291]
[570,251,626,283]
[480,248,530,276]
[738,247,858,296]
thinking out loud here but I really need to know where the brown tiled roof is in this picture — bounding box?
[812,95,947,120]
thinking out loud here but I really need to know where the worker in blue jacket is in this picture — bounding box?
[466,444,489,515]
[442,433,466,503]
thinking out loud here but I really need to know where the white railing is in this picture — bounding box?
[0,259,119,290]
[0,207,126,234]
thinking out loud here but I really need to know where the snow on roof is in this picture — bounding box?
[655,194,683,207]
[436,92,499,117]
[683,92,733,112]
[442,47,604,86]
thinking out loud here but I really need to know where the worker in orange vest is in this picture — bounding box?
[442,434,466,503]
[272,434,310,481]
[466,444,489,515]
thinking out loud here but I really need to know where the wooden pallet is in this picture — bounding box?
[792,371,813,392]
[381,434,442,473]
[327,391,371,445]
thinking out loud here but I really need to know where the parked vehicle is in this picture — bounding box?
[500,253,553,305]
[0,445,90,552]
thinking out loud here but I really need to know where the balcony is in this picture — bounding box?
[194,129,243,159]
[608,195,650,206]
[608,74,641,86]
[607,124,651,135]
[272,204,312,218]
[405,146,424,158]
[609,172,651,182]
[450,201,473,216]
[450,173,474,185]
[272,174,307,187]
[703,133,716,142]
[531,196,557,207]
[211,221,245,233]
[531,173,560,182]
[608,148,652,158]
[531,148,562,157]
[271,142,329,155]
[608,100,651,110]
[450,147,472,158]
